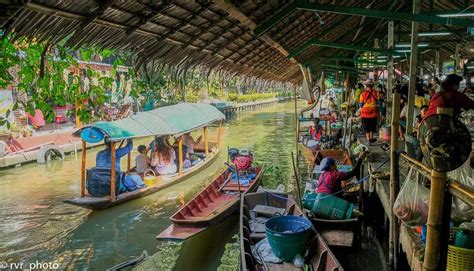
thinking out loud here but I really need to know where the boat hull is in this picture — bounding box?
[239,192,343,271]
[64,149,220,210]
[169,166,264,227]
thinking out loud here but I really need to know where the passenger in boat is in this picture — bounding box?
[150,136,177,175]
[96,138,133,171]
[309,118,323,141]
[135,145,149,177]
[316,151,368,197]
[183,132,203,162]
[360,79,380,144]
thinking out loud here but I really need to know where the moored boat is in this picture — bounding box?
[157,148,264,240]
[240,191,343,270]
[64,103,225,210]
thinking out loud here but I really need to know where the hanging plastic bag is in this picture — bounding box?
[393,167,430,226]
[449,159,474,221]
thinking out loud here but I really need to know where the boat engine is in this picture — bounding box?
[229,148,253,170]
[419,114,471,172]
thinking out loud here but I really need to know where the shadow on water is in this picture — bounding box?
[0,101,304,270]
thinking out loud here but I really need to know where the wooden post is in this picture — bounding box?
[110,142,116,202]
[178,136,183,176]
[387,21,394,112]
[204,126,209,158]
[389,91,401,267]
[80,140,86,197]
[127,152,131,173]
[294,85,299,179]
[435,50,440,78]
[406,0,420,137]
[217,120,223,148]
[423,170,447,271]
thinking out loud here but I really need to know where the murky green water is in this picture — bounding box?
[0,101,303,270]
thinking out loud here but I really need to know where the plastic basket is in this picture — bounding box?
[447,245,474,271]
[311,193,354,220]
[265,215,312,261]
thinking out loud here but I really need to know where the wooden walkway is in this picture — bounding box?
[362,137,425,271]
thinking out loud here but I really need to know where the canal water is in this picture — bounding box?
[0,101,302,270]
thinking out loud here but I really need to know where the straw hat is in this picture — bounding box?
[364,79,374,87]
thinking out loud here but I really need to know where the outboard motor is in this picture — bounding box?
[230,149,253,170]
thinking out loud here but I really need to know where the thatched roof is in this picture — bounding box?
[0,0,473,83]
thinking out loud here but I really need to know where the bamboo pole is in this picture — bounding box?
[80,140,86,197]
[204,126,209,158]
[294,85,299,180]
[178,136,183,176]
[406,0,420,137]
[74,68,83,128]
[217,121,223,148]
[387,20,394,113]
[110,142,116,202]
[400,152,474,207]
[389,91,401,267]
[423,170,447,271]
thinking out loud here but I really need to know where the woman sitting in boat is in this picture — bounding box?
[150,136,178,175]
[316,151,368,197]
[183,132,203,159]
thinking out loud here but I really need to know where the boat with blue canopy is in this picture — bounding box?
[64,103,225,210]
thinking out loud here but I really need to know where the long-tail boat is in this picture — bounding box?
[240,191,343,270]
[305,149,359,248]
[64,103,225,210]
[157,149,264,241]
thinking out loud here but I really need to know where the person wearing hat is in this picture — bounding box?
[359,79,380,144]
[316,151,368,196]
[424,74,474,119]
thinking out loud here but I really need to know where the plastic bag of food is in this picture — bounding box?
[393,167,430,226]
[448,159,474,221]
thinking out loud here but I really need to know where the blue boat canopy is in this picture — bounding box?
[77,103,225,142]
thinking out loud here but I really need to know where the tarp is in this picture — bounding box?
[78,103,225,142]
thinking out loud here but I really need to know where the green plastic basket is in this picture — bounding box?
[311,193,354,220]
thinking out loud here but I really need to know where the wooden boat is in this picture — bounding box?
[157,165,264,241]
[64,103,225,210]
[240,191,343,271]
[304,148,359,248]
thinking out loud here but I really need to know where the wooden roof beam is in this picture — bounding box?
[213,0,298,64]
[80,0,115,28]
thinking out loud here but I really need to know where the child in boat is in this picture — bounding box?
[151,136,177,175]
[135,145,149,178]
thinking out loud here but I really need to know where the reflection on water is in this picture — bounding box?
[0,101,303,270]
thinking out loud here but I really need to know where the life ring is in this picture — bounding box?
[37,145,65,164]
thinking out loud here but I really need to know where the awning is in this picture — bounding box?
[78,103,225,142]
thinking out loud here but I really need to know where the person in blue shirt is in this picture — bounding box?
[96,138,133,171]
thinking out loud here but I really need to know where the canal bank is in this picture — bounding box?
[0,101,301,270]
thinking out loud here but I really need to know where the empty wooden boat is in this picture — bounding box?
[240,191,343,271]
[156,166,264,241]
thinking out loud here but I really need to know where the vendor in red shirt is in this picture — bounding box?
[425,74,474,118]
[317,151,367,196]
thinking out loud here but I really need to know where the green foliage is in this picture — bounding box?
[0,35,127,125]
[227,93,275,103]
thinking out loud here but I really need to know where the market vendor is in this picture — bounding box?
[425,74,474,119]
[316,151,367,197]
